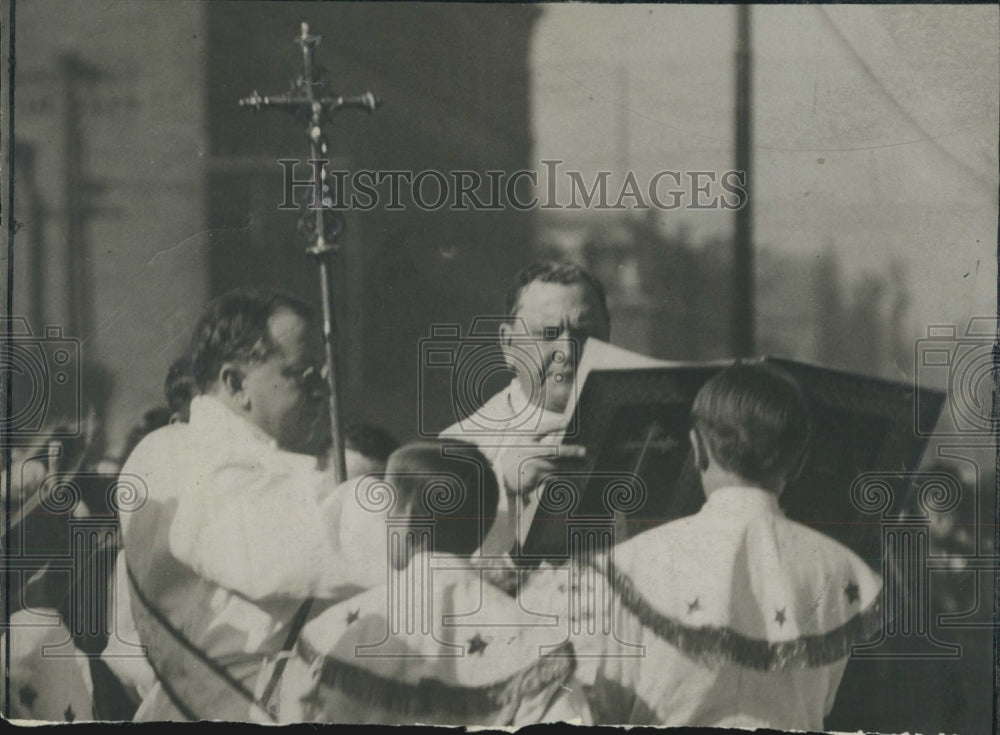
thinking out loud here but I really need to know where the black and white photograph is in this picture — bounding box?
[1,2,997,732]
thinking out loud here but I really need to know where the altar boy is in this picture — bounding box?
[584,362,883,729]
[278,440,589,726]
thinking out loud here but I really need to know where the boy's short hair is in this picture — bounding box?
[385,440,498,557]
[344,423,400,466]
[691,362,811,485]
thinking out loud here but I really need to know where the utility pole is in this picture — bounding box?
[732,4,755,357]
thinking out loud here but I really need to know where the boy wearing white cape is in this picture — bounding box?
[573,362,882,729]
[279,440,589,725]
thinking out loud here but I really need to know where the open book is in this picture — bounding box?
[519,339,946,564]
[557,338,695,429]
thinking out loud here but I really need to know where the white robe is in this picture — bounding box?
[279,551,590,726]
[118,395,371,721]
[100,549,156,706]
[530,486,883,730]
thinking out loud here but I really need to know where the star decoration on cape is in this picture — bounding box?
[844,581,860,604]
[64,705,75,722]
[774,608,786,627]
[468,634,489,655]
[346,608,360,625]
[686,598,700,614]
[17,685,37,709]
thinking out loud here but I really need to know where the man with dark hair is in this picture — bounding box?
[187,288,322,451]
[119,288,368,721]
[503,262,610,342]
[278,440,587,725]
[582,362,882,729]
[500,261,610,417]
[441,261,609,557]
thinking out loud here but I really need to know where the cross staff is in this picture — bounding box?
[239,22,381,484]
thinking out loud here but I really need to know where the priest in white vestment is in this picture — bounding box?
[550,362,884,729]
[118,290,374,721]
[440,262,611,557]
[279,441,590,726]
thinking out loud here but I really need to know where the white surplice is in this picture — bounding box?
[278,550,589,726]
[118,395,370,721]
[100,549,157,705]
[581,486,883,730]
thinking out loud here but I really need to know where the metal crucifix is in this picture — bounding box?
[239,22,381,483]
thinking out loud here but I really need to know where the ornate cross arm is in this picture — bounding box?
[238,23,381,127]
[239,90,380,116]
[238,22,382,256]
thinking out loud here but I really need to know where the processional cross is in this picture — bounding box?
[239,22,381,483]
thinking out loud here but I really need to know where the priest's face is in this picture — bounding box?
[500,280,610,415]
[242,308,327,452]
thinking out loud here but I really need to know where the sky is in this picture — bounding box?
[531,4,998,340]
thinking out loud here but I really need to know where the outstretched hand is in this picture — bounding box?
[497,415,588,505]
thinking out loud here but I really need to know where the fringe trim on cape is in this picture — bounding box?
[295,639,575,719]
[603,559,883,671]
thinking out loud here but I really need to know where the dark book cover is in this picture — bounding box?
[519,357,947,568]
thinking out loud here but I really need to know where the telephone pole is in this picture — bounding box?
[732,4,755,357]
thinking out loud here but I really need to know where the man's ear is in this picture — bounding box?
[219,363,249,407]
[689,427,709,472]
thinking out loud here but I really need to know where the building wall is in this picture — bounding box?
[11,0,209,457]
